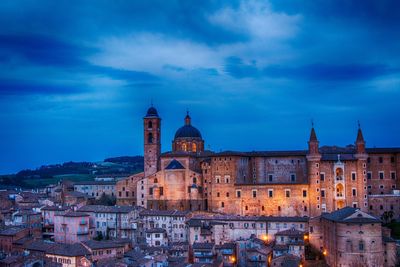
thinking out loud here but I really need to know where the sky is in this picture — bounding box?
[0,0,399,174]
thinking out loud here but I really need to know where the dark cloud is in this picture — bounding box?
[0,0,399,173]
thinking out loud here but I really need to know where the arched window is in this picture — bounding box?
[182,143,187,151]
[148,133,153,143]
[192,143,197,152]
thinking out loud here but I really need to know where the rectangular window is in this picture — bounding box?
[268,174,273,182]
[321,189,325,198]
[352,188,357,196]
[302,190,307,197]
[379,157,383,163]
[216,176,221,184]
[379,172,384,179]
[320,173,325,181]
[391,156,395,163]
[367,172,372,179]
[290,174,296,182]
[285,189,290,198]
[159,187,164,195]
[252,190,257,198]
[391,172,396,180]
[268,189,273,198]
[236,190,241,198]
[351,172,356,181]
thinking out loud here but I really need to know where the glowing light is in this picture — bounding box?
[323,249,327,256]
[303,234,309,240]
[262,234,268,241]
[230,256,236,263]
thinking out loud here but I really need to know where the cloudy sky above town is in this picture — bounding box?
[1,0,399,173]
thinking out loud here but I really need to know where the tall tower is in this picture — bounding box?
[143,105,161,177]
[307,124,322,216]
[354,122,368,211]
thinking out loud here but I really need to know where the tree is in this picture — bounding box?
[381,211,394,224]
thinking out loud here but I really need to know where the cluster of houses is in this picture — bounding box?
[0,179,398,267]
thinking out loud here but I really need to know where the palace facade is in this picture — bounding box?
[117,106,400,219]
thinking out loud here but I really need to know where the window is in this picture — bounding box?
[379,172,384,179]
[118,191,122,197]
[193,177,197,183]
[391,156,395,163]
[236,190,241,198]
[353,202,357,208]
[148,121,153,129]
[217,192,220,197]
[285,189,290,198]
[192,143,197,152]
[291,174,296,182]
[351,172,356,181]
[216,176,221,184]
[367,172,372,179]
[221,202,224,208]
[320,173,325,181]
[225,175,230,183]
[359,241,364,251]
[252,190,257,198]
[352,188,357,196]
[245,206,248,211]
[148,133,153,143]
[126,191,129,197]
[268,174,273,182]
[226,192,229,197]
[321,189,325,198]
[391,172,396,180]
[302,190,307,197]
[379,157,383,163]
[268,189,273,198]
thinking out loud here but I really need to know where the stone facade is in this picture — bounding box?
[117,106,400,221]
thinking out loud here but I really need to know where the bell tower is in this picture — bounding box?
[143,105,161,177]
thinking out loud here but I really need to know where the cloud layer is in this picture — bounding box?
[0,0,399,173]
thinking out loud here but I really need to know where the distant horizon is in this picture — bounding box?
[1,1,399,174]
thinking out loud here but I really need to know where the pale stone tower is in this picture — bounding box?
[307,125,322,217]
[143,106,161,177]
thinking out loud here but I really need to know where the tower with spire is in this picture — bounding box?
[143,104,161,177]
[307,123,322,217]
[354,121,368,212]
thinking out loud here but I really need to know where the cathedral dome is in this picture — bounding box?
[174,125,202,139]
[146,106,159,117]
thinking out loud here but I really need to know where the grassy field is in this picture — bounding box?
[23,174,94,188]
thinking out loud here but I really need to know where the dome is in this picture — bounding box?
[146,106,159,117]
[174,125,202,139]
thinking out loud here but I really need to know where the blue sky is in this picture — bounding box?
[0,0,399,174]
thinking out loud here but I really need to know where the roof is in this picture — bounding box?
[25,240,56,252]
[60,211,90,217]
[192,242,215,250]
[356,128,364,142]
[215,242,236,250]
[271,254,301,267]
[321,207,381,223]
[188,214,308,223]
[140,209,189,217]
[73,181,116,186]
[275,228,304,237]
[165,159,185,170]
[309,127,317,141]
[41,205,70,211]
[82,240,126,250]
[212,150,307,157]
[145,106,159,117]
[64,191,94,199]
[78,205,137,213]
[46,243,90,257]
[0,227,26,236]
[174,124,202,139]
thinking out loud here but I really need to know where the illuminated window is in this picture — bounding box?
[192,143,197,152]
[182,143,187,151]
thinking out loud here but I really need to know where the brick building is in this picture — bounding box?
[116,105,400,221]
